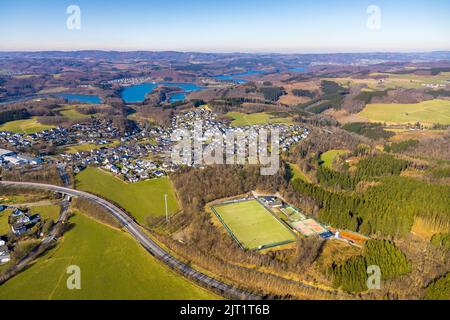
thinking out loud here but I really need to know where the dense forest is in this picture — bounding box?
[259,86,286,101]
[431,233,450,251]
[0,108,30,125]
[425,273,450,300]
[293,175,450,236]
[171,164,287,215]
[384,140,419,154]
[355,154,409,177]
[354,89,389,105]
[292,89,316,98]
[342,122,395,140]
[327,240,410,293]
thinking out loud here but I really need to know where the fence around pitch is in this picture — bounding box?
[210,205,245,250]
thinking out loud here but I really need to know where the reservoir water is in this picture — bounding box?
[213,70,267,84]
[121,82,203,103]
[58,94,102,104]
[288,67,306,73]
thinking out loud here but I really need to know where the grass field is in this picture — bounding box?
[226,112,293,127]
[0,211,10,235]
[212,200,296,250]
[62,141,119,154]
[321,150,349,169]
[0,117,55,134]
[0,212,216,300]
[0,204,60,236]
[75,167,179,225]
[38,87,68,94]
[56,106,92,120]
[28,205,61,222]
[328,72,450,90]
[358,99,450,126]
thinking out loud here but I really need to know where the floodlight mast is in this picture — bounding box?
[165,194,169,222]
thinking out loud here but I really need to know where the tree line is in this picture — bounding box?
[293,175,450,236]
[327,240,410,293]
[0,109,30,125]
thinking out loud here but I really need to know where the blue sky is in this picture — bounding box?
[0,0,449,52]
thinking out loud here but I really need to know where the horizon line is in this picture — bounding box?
[1,49,450,55]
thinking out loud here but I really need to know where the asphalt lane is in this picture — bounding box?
[0,180,259,300]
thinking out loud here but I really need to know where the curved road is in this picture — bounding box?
[0,181,259,300]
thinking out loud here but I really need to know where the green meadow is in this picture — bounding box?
[0,205,60,237]
[358,99,450,126]
[0,117,55,134]
[329,72,450,90]
[56,106,92,120]
[62,141,119,154]
[320,150,349,169]
[0,212,216,300]
[75,167,179,225]
[226,112,293,127]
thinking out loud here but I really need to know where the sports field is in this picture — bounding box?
[76,167,179,225]
[0,117,55,134]
[0,212,216,300]
[212,200,296,250]
[358,99,450,126]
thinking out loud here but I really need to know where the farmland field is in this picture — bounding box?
[358,99,450,126]
[212,200,296,250]
[0,212,216,300]
[328,72,450,90]
[0,117,55,134]
[75,167,179,225]
[226,112,293,127]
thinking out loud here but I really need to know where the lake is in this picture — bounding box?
[288,67,306,73]
[121,82,203,103]
[58,94,102,104]
[213,70,267,84]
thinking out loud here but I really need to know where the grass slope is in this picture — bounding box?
[321,150,349,169]
[0,205,60,236]
[0,212,216,300]
[75,167,179,225]
[358,99,450,126]
[213,200,296,250]
[289,163,311,182]
[56,106,92,120]
[0,117,55,134]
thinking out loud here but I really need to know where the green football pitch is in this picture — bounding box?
[212,200,296,250]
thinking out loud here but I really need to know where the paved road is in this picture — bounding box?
[0,181,260,300]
